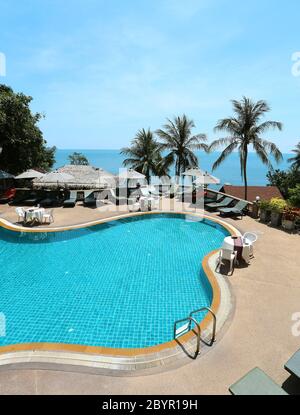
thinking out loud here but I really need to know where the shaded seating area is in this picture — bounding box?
[218,200,248,219]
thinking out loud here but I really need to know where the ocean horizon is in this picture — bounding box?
[54,149,292,187]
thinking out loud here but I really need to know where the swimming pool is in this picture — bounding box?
[0,214,229,349]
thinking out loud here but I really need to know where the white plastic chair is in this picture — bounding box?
[216,248,237,275]
[15,207,25,223]
[42,209,54,224]
[242,232,258,257]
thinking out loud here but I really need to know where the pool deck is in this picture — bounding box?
[0,199,300,394]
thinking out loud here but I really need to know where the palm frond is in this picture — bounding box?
[212,142,238,171]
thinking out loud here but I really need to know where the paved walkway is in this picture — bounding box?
[0,203,299,394]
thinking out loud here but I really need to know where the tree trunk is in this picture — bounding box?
[243,150,248,201]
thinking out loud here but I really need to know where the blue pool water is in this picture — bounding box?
[0,214,229,349]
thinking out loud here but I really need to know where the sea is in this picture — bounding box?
[54,149,292,187]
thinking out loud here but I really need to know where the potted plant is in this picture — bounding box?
[269,198,287,227]
[282,207,297,231]
[259,200,271,223]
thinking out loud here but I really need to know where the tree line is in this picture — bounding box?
[1,84,299,201]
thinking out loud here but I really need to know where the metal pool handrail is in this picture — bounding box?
[189,307,216,346]
[174,316,201,356]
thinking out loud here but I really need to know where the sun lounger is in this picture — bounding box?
[63,191,77,208]
[204,193,224,205]
[83,191,97,207]
[218,200,248,218]
[229,367,288,395]
[20,193,42,206]
[205,196,234,210]
[39,194,61,207]
[284,348,300,379]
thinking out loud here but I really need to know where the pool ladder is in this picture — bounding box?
[173,307,217,357]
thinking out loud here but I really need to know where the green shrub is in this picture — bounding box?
[259,199,271,211]
[287,184,300,208]
[269,197,287,213]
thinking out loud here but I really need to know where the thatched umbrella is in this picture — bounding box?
[15,169,44,179]
[33,165,116,190]
[193,171,220,186]
[117,169,146,189]
[33,171,74,189]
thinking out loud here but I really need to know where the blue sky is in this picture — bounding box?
[1,0,300,152]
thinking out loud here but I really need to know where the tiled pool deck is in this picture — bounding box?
[0,199,299,394]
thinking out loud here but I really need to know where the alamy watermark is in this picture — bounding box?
[0,52,6,76]
[0,312,6,337]
[291,52,300,77]
[292,312,300,337]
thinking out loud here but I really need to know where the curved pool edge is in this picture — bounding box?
[0,211,239,374]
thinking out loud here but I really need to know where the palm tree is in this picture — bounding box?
[120,128,169,182]
[209,97,283,200]
[155,114,208,179]
[288,142,300,170]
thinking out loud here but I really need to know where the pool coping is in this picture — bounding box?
[0,211,239,374]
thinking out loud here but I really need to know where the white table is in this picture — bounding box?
[222,235,251,264]
[24,208,45,224]
[140,197,159,211]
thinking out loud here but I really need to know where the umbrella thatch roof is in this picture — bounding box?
[33,165,115,189]
[193,170,220,185]
[15,169,45,179]
[117,169,147,188]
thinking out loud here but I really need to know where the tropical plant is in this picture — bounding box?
[209,97,283,200]
[266,167,300,198]
[121,128,169,181]
[288,184,300,208]
[0,84,55,174]
[155,114,208,178]
[68,152,89,165]
[288,142,300,170]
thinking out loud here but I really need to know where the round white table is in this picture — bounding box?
[24,207,45,224]
[222,235,251,264]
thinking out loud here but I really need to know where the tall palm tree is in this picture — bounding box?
[209,97,283,200]
[155,114,208,179]
[120,128,169,182]
[288,142,300,170]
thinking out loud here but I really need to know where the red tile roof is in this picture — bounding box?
[221,185,283,202]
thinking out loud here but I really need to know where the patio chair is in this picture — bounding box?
[205,197,234,211]
[284,348,300,380]
[218,200,248,219]
[15,207,25,223]
[42,209,54,224]
[40,193,61,207]
[242,232,258,257]
[215,248,237,275]
[63,191,77,208]
[229,367,288,395]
